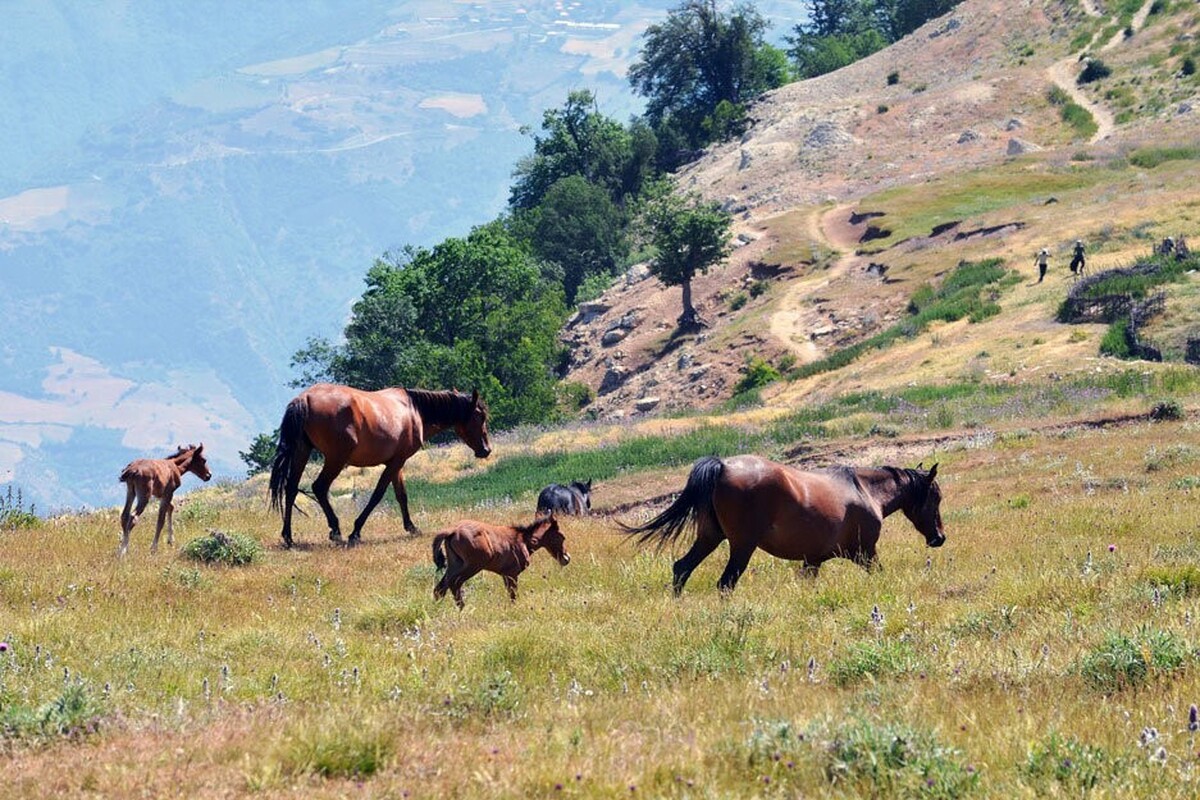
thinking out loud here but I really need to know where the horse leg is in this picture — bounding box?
[450,567,482,610]
[311,459,346,543]
[502,574,519,602]
[122,488,152,556]
[119,483,136,556]
[280,440,312,548]
[852,520,882,573]
[671,533,723,596]
[151,490,174,554]
[717,544,757,594]
[434,543,464,601]
[349,462,401,544]
[798,562,821,580]
[391,469,420,535]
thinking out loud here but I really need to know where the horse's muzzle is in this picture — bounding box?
[558,553,571,566]
[475,446,492,459]
[927,534,946,548]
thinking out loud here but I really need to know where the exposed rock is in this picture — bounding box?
[677,353,693,370]
[599,366,629,395]
[624,264,651,286]
[739,149,753,170]
[601,329,627,347]
[811,325,836,338]
[635,396,660,412]
[1005,118,1024,131]
[1006,138,1041,156]
[957,129,981,144]
[570,301,610,327]
[688,364,711,381]
[929,17,961,39]
[865,262,889,277]
[805,121,854,149]
[1178,102,1193,115]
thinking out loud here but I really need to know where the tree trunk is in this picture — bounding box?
[677,278,701,329]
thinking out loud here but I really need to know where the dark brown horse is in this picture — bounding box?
[623,455,944,594]
[268,383,491,547]
[432,515,570,608]
[118,444,212,556]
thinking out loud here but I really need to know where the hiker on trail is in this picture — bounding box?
[1035,247,1050,283]
[1070,240,1086,277]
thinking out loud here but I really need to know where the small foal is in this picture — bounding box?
[432,515,570,608]
[118,444,212,555]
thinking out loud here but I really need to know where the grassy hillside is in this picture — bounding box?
[5,1,1200,796]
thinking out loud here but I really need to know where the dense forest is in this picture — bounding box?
[244,0,965,473]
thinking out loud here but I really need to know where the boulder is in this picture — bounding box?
[599,366,630,395]
[635,397,661,412]
[601,329,627,347]
[1006,138,1041,156]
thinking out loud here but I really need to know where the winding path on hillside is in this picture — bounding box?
[767,205,863,362]
[1045,0,1155,144]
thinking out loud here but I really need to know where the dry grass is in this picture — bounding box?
[5,412,1200,797]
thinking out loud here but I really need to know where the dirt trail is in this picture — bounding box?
[1045,0,1154,143]
[767,205,863,362]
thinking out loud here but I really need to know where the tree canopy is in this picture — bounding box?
[637,181,733,328]
[628,0,789,163]
[292,222,565,428]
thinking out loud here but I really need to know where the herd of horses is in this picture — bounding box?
[119,382,946,603]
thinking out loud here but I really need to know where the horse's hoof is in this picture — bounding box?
[347,535,361,547]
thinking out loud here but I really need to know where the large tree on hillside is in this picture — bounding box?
[628,0,789,163]
[291,222,565,427]
[510,90,653,211]
[526,175,628,305]
[637,181,733,329]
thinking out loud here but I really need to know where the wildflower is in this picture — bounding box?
[870,605,884,632]
[1139,727,1160,747]
[0,641,9,653]
[1151,746,1168,764]
[554,783,563,791]
[1189,705,1199,733]
[1108,544,1116,553]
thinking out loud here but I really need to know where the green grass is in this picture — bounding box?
[1047,87,1098,139]
[790,258,1018,380]
[856,165,1104,250]
[1128,146,1200,169]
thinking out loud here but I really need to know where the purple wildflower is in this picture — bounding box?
[0,641,9,653]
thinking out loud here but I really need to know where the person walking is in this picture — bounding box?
[1035,247,1050,283]
[1070,240,1086,277]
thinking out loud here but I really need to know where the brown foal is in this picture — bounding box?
[118,444,212,556]
[432,515,570,608]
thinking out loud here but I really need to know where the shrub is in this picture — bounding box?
[1128,146,1200,168]
[1184,57,1197,76]
[0,485,38,530]
[1076,628,1188,692]
[1078,59,1112,84]
[819,718,979,798]
[729,292,748,310]
[877,104,889,114]
[886,71,899,85]
[182,530,263,566]
[748,279,770,298]
[734,357,782,394]
[279,721,393,778]
[1149,399,1184,421]
[1023,732,1125,791]
[828,641,917,686]
[1099,319,1133,359]
[0,682,103,742]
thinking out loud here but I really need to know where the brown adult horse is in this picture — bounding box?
[432,515,570,608]
[622,455,945,594]
[268,383,491,547]
[118,444,212,556]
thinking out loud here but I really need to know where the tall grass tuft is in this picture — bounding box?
[277,719,394,779]
[820,718,980,798]
[1022,732,1126,792]
[1076,628,1189,693]
[182,529,263,566]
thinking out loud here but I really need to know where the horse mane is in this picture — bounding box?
[516,516,555,539]
[406,389,478,427]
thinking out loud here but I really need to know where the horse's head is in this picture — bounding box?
[571,479,593,512]
[528,515,570,566]
[454,389,492,459]
[902,463,944,547]
[187,443,213,482]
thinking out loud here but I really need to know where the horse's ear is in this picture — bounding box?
[471,388,479,404]
[928,463,938,480]
[585,479,593,490]
[195,443,204,455]
[916,461,924,470]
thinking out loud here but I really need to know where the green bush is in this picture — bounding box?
[1023,732,1125,791]
[820,718,979,798]
[1128,146,1200,168]
[1078,59,1112,84]
[1183,57,1197,76]
[280,722,393,778]
[1099,318,1133,359]
[182,530,263,566]
[828,641,917,686]
[0,682,103,742]
[729,292,748,310]
[1076,628,1188,693]
[734,357,782,394]
[0,485,37,530]
[886,71,899,85]
[1149,399,1184,421]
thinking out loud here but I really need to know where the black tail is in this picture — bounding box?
[432,533,450,571]
[620,456,725,548]
[268,397,309,514]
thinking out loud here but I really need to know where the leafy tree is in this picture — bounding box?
[525,175,628,305]
[292,222,566,427]
[636,181,733,329]
[239,431,278,476]
[510,90,653,211]
[628,1,789,161]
